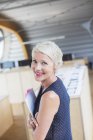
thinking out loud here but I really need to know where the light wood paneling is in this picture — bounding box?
[0,96,13,137]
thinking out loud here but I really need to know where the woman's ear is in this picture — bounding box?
[53,65,57,73]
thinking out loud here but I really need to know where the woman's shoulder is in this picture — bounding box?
[41,91,60,110]
[43,90,59,100]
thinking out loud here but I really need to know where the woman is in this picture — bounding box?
[28,41,72,140]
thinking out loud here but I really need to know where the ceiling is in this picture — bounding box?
[0,0,93,61]
[0,0,93,23]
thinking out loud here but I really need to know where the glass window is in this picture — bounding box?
[0,29,4,60]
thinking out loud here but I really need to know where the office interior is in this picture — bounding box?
[0,0,93,140]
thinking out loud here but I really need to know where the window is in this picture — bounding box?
[0,29,4,60]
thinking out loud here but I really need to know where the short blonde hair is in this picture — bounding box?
[32,41,63,70]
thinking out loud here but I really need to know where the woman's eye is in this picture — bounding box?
[32,60,37,64]
[42,62,47,65]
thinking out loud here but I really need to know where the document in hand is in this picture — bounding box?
[25,88,36,116]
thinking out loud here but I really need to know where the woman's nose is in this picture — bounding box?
[35,63,42,70]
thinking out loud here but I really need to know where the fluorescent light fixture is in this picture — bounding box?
[22,35,65,45]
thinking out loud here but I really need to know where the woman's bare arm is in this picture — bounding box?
[33,91,60,140]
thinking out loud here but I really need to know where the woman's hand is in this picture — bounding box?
[27,113,38,131]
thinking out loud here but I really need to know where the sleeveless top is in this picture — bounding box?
[33,77,72,140]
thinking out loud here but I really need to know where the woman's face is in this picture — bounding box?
[31,51,55,82]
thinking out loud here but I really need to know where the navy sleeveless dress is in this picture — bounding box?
[33,77,72,140]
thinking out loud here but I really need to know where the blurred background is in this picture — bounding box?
[0,0,93,140]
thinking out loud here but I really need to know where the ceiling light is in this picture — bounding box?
[81,17,93,36]
[22,35,65,45]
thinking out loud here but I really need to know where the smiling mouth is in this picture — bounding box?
[35,72,44,77]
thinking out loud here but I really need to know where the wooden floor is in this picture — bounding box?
[1,69,93,140]
[1,116,27,140]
